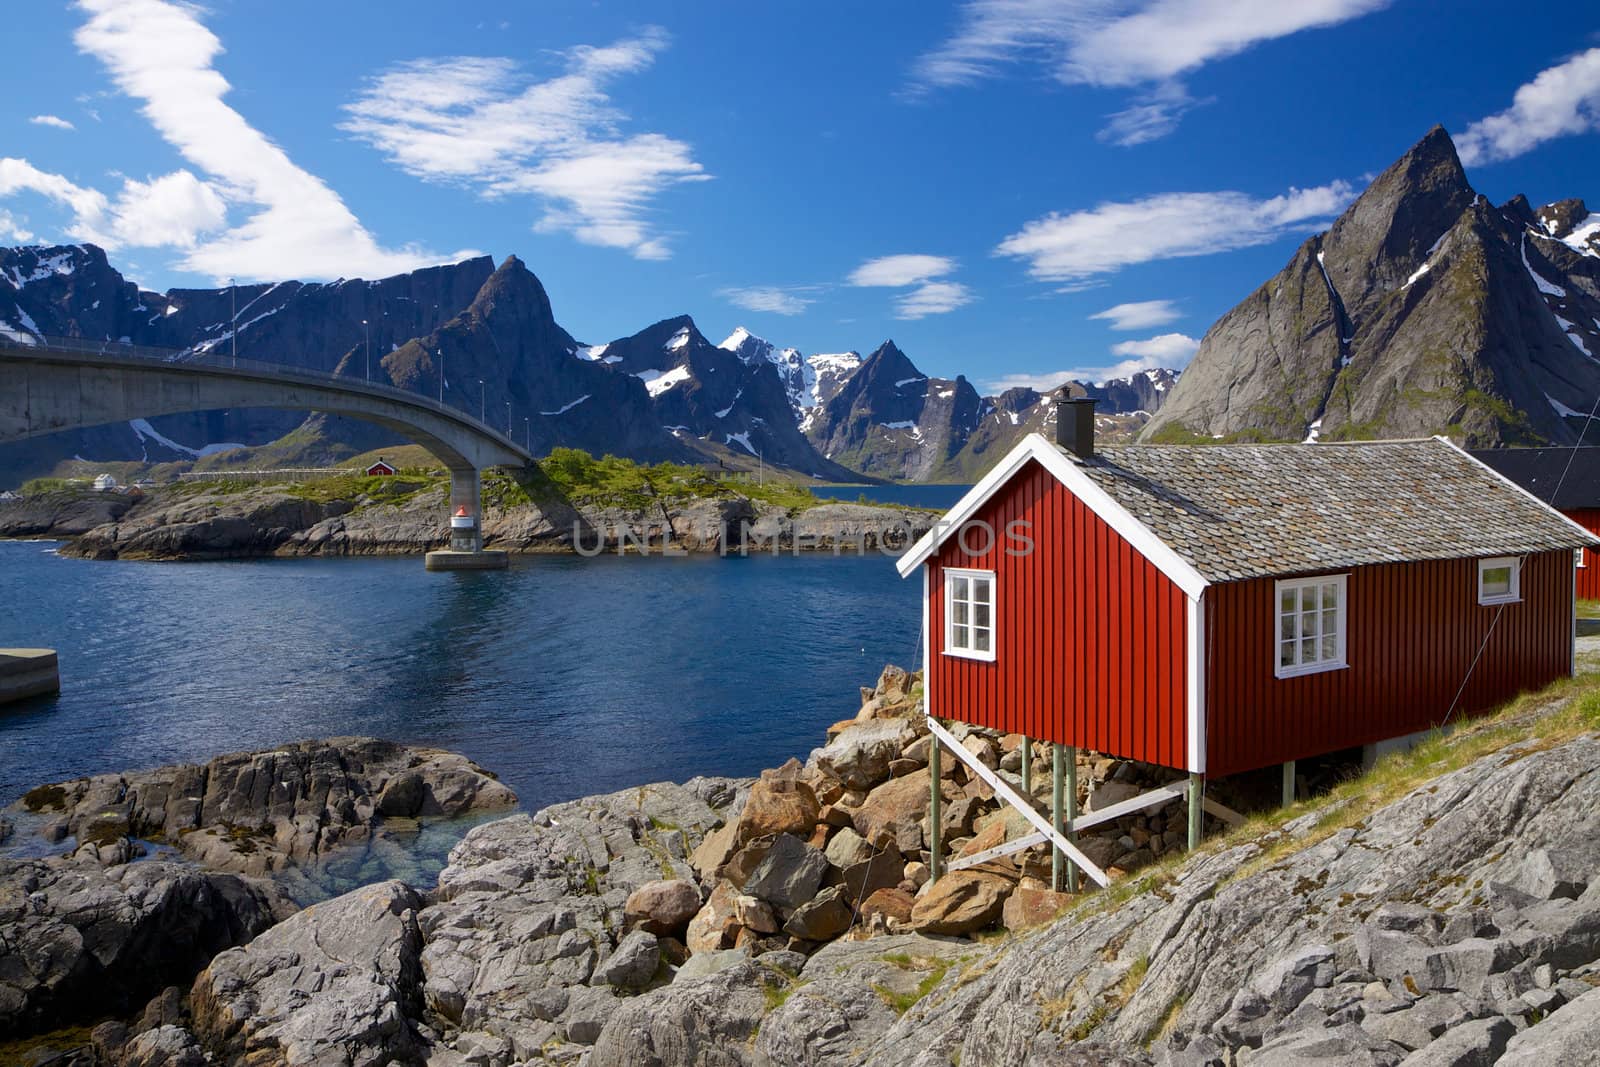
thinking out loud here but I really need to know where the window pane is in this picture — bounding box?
[1321,583,1338,610]
[953,577,969,600]
[952,624,969,648]
[1321,632,1337,660]
[1322,609,1337,640]
[1301,636,1316,662]
[1300,609,1316,639]
[975,629,990,652]
[954,602,969,626]
[1281,640,1296,668]
[1280,614,1295,641]
[1482,566,1511,596]
[974,578,991,603]
[1281,590,1296,614]
[974,603,989,628]
[1301,587,1316,612]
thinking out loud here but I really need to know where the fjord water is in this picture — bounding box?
[0,543,920,814]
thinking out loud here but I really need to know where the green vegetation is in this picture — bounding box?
[872,954,955,1015]
[1578,599,1600,620]
[20,477,78,496]
[540,447,820,511]
[21,783,68,812]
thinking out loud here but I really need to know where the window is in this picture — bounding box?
[1478,556,1521,605]
[944,568,996,661]
[1577,548,1587,570]
[1275,574,1347,678]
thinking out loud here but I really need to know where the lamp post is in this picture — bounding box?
[362,319,369,381]
[524,416,530,450]
[229,278,237,367]
[505,400,512,436]
[437,350,444,404]
[478,379,485,422]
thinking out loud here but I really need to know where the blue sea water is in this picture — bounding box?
[0,543,923,815]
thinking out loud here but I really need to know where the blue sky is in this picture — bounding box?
[3,1,1599,392]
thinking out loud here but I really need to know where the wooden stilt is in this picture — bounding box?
[1282,761,1296,807]
[929,726,943,883]
[1051,744,1065,891]
[1021,736,1032,796]
[1187,772,1203,851]
[1064,745,1080,893]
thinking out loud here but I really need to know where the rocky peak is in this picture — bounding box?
[1537,198,1590,240]
[1323,125,1476,302]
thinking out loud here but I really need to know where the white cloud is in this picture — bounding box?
[913,0,1390,142]
[1,158,228,252]
[1110,332,1199,362]
[997,181,1353,281]
[29,115,75,131]
[984,333,1196,391]
[896,280,975,319]
[1089,298,1181,329]
[847,254,957,288]
[1456,48,1600,166]
[66,0,460,280]
[343,32,707,260]
[0,209,34,243]
[719,286,816,316]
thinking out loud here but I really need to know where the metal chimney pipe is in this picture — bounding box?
[1054,392,1097,459]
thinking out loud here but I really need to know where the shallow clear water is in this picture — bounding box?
[0,544,922,819]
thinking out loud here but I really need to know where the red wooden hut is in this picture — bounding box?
[365,458,397,477]
[1469,447,1600,600]
[899,398,1596,888]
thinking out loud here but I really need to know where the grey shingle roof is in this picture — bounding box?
[1071,438,1598,584]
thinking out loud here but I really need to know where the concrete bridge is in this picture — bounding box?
[0,335,532,564]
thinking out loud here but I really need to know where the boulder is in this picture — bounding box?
[733,893,780,934]
[742,833,829,910]
[595,929,662,990]
[862,887,917,926]
[1003,885,1074,931]
[853,768,933,853]
[191,880,426,1067]
[121,1024,207,1067]
[1498,987,1600,1065]
[590,958,779,1066]
[733,777,820,845]
[1401,1015,1516,1066]
[624,879,703,936]
[689,821,739,881]
[1087,780,1144,812]
[911,871,1011,935]
[817,720,915,789]
[825,825,875,870]
[685,882,744,954]
[784,885,855,941]
[837,841,906,904]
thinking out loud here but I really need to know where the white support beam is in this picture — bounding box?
[947,830,1048,872]
[1202,795,1247,829]
[1068,783,1188,834]
[926,717,1110,888]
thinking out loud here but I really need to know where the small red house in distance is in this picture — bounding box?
[365,459,397,477]
[898,398,1596,888]
[1469,447,1600,600]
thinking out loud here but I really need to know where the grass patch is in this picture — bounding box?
[540,447,819,512]
[22,783,68,812]
[872,956,955,1015]
[1578,599,1600,621]
[0,1023,99,1064]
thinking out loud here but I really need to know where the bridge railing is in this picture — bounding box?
[3,333,529,457]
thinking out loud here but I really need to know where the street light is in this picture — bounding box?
[506,400,512,435]
[362,319,369,381]
[229,278,237,367]
[478,379,485,422]
[524,416,530,450]
[437,350,444,404]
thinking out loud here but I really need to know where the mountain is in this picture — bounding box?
[1142,126,1600,446]
[0,247,1175,486]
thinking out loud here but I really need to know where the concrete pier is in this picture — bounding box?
[0,649,60,705]
[425,549,509,571]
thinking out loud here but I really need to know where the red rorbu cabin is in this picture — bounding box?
[1469,447,1600,601]
[898,398,1596,887]
[365,459,397,477]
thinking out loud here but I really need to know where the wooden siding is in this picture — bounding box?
[927,458,1190,768]
[1204,550,1574,777]
[1568,509,1600,600]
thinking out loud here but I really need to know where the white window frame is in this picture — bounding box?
[943,567,997,662]
[1576,547,1587,570]
[1273,573,1348,679]
[1478,556,1521,605]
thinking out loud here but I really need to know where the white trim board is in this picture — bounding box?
[926,716,1111,887]
[895,433,1210,601]
[1186,593,1207,774]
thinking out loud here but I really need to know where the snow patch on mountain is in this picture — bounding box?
[540,394,591,415]
[635,365,692,397]
[1521,234,1568,297]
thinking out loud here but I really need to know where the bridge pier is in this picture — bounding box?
[425,468,509,571]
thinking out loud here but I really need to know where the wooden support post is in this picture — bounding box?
[1282,761,1295,808]
[1051,743,1066,891]
[1187,772,1203,851]
[929,725,943,884]
[1064,745,1080,893]
[1021,736,1032,796]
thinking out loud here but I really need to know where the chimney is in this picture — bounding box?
[1054,392,1097,459]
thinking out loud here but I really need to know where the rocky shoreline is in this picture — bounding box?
[0,485,935,562]
[7,672,1600,1065]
